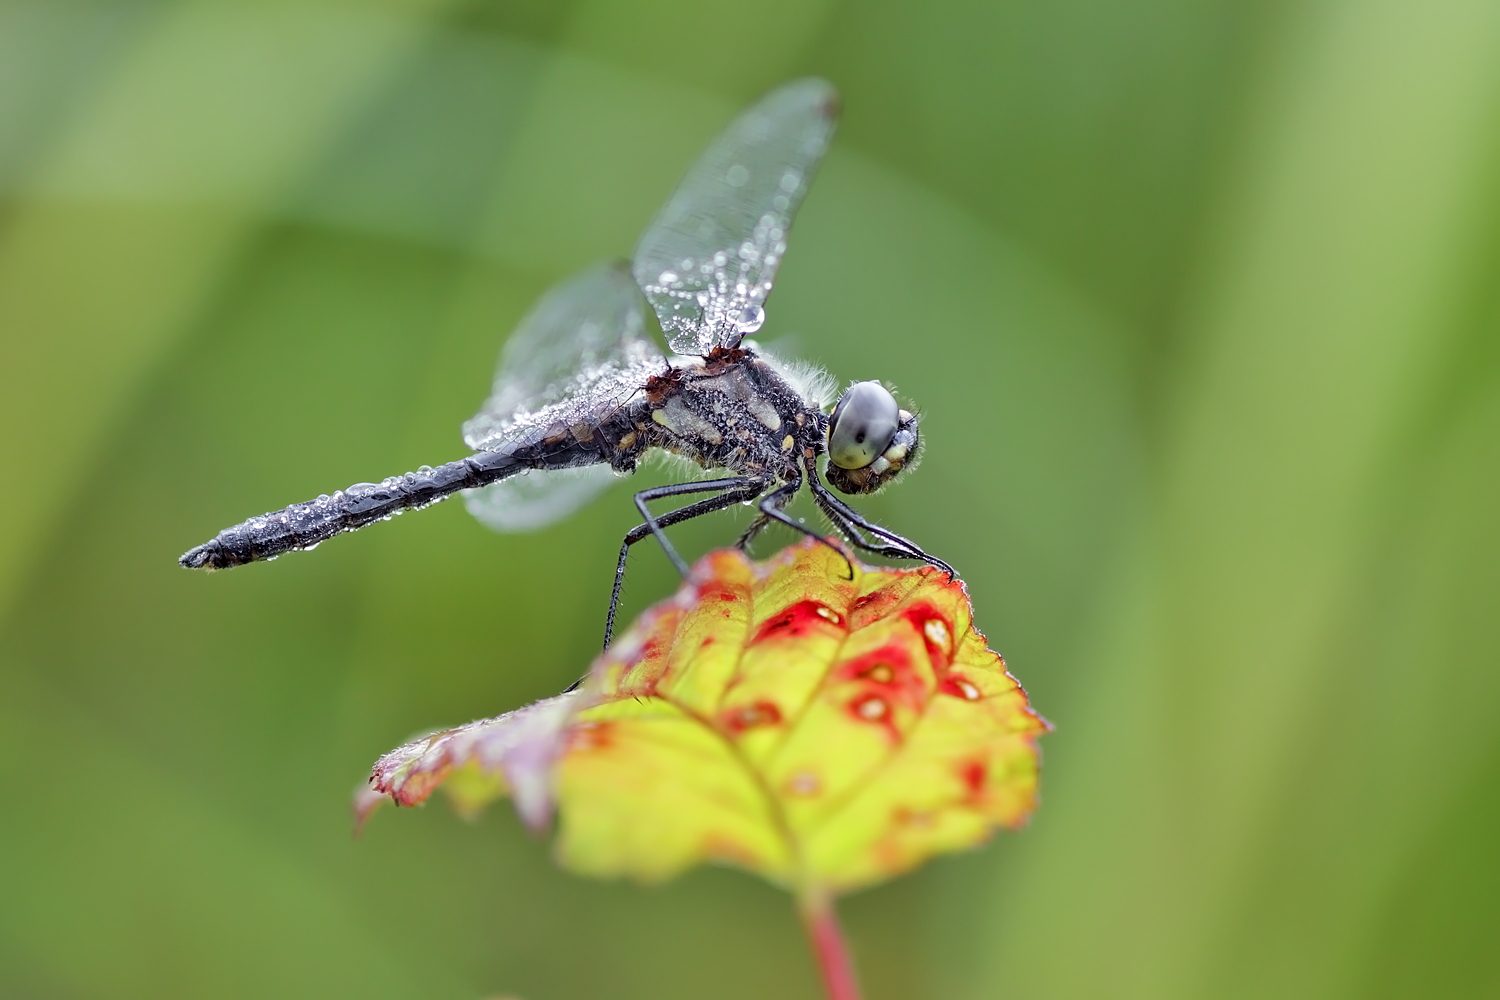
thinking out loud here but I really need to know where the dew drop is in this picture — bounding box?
[923,618,953,656]
[725,163,749,187]
[854,695,888,721]
[737,304,765,333]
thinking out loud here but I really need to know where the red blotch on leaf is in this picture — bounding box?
[848,574,938,629]
[569,720,615,752]
[696,583,741,621]
[838,645,925,705]
[751,599,845,645]
[724,700,783,734]
[837,643,930,742]
[901,602,955,673]
[892,805,937,829]
[959,760,988,801]
[939,675,982,701]
[848,589,894,624]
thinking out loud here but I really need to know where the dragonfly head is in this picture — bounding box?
[824,381,921,495]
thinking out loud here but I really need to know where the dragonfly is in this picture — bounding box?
[180,78,953,646]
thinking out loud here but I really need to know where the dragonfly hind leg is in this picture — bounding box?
[734,514,770,550]
[602,477,764,649]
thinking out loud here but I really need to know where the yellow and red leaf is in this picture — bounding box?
[362,538,1049,896]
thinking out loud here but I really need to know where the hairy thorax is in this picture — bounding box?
[641,351,826,481]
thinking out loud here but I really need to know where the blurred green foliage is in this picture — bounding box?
[2,0,1498,997]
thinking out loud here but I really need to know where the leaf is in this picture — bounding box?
[357,690,587,834]
[361,538,1049,895]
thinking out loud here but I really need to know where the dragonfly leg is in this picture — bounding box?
[602,478,764,650]
[753,479,855,579]
[807,469,957,578]
[735,514,770,551]
[632,477,760,576]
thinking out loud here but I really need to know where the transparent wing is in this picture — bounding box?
[463,261,667,453]
[633,78,839,356]
[462,464,620,533]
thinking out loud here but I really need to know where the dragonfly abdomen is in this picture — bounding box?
[178,437,606,570]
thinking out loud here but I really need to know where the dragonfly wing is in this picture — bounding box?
[463,464,620,532]
[633,78,839,356]
[463,261,667,454]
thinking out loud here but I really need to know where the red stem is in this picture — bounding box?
[798,888,863,1000]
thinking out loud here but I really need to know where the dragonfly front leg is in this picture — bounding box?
[807,468,956,578]
[750,479,855,578]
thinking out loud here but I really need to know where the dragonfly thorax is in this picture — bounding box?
[642,351,826,483]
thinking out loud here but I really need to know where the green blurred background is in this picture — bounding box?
[3,0,1499,997]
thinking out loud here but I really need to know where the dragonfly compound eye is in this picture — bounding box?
[829,381,900,470]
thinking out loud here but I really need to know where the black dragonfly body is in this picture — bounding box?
[179,79,953,645]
